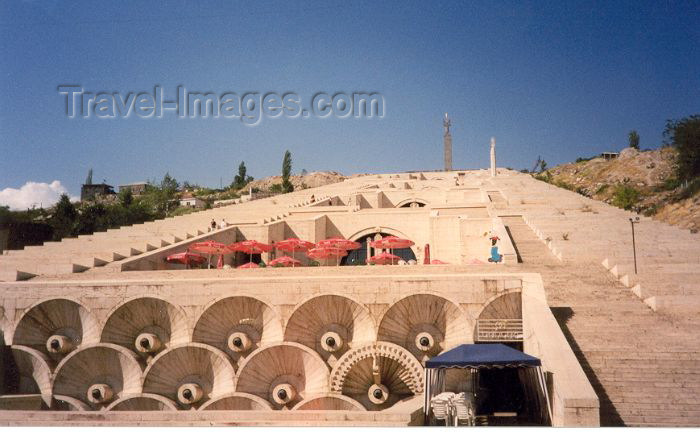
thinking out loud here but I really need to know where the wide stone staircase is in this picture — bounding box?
[0,189,330,281]
[505,216,700,426]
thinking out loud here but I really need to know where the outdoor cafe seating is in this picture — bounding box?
[424,343,552,426]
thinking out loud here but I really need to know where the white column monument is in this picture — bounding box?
[443,113,452,171]
[490,137,496,177]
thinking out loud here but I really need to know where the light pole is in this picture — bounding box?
[629,217,640,274]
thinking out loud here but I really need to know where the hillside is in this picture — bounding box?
[246,171,346,191]
[541,147,699,231]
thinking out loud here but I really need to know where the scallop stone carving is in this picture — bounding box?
[101,297,189,358]
[284,295,375,365]
[12,298,100,359]
[192,296,283,367]
[292,394,366,411]
[329,342,423,411]
[3,346,52,405]
[377,293,469,361]
[199,392,273,410]
[52,343,142,409]
[105,393,178,411]
[235,342,329,410]
[52,395,89,411]
[141,343,236,409]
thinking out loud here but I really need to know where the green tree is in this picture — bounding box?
[85,168,93,185]
[232,161,253,189]
[539,160,548,173]
[160,172,179,216]
[118,188,133,207]
[281,150,294,193]
[664,115,700,181]
[628,130,640,150]
[50,194,77,240]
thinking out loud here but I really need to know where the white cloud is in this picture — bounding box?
[0,181,77,211]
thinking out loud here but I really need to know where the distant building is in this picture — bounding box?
[80,183,115,201]
[119,182,148,196]
[601,152,619,160]
[179,193,205,209]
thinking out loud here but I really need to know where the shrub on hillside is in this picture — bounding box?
[612,185,640,210]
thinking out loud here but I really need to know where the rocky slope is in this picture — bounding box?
[245,171,346,191]
[542,147,699,232]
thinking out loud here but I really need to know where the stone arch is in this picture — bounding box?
[395,198,429,208]
[377,293,471,361]
[472,290,523,343]
[3,346,53,405]
[11,297,100,358]
[474,290,522,320]
[105,393,178,411]
[52,343,143,409]
[101,296,190,356]
[234,342,329,410]
[142,342,236,409]
[292,394,366,411]
[52,394,89,411]
[329,342,423,411]
[199,392,273,411]
[284,294,376,364]
[343,227,419,265]
[346,226,412,245]
[192,295,283,369]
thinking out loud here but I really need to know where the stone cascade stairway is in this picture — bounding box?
[0,188,327,281]
[506,216,700,426]
[495,174,700,313]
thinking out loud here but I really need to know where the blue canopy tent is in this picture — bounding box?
[423,344,551,425]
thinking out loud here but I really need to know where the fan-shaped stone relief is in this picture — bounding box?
[284,294,375,365]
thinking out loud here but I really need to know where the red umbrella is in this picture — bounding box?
[269,256,302,267]
[229,240,273,266]
[275,238,315,261]
[166,252,206,267]
[367,252,401,265]
[317,237,361,251]
[307,246,347,266]
[189,240,230,269]
[190,240,229,254]
[369,236,415,250]
[237,262,259,269]
[423,243,431,265]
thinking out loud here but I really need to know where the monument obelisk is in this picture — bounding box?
[490,137,496,177]
[443,113,452,171]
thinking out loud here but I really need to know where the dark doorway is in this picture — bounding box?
[340,233,416,266]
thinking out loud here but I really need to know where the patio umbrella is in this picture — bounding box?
[189,240,229,269]
[307,246,347,266]
[275,238,315,262]
[317,237,361,251]
[166,252,206,268]
[269,256,302,267]
[369,235,415,251]
[367,252,401,265]
[229,240,273,266]
[237,262,259,269]
[424,244,431,265]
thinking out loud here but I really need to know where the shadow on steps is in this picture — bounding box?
[550,306,624,426]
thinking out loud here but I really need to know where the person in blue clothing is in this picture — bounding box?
[488,235,502,263]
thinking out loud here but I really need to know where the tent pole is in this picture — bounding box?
[537,366,553,424]
[424,368,431,425]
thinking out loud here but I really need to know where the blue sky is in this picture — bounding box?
[1,0,699,207]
